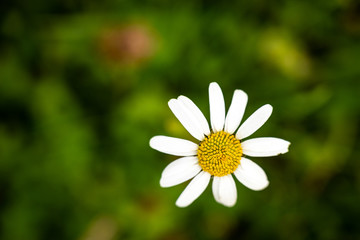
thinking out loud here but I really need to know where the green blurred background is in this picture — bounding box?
[1,0,360,239]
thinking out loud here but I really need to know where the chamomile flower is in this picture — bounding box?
[150,82,290,207]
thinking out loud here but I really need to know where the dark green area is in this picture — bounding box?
[1,0,360,239]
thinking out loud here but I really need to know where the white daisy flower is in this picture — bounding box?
[150,82,290,207]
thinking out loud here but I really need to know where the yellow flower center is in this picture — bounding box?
[197,131,242,177]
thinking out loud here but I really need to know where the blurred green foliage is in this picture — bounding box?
[1,0,360,239]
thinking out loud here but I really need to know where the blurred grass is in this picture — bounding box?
[1,0,360,239]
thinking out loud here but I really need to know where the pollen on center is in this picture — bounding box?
[197,131,242,177]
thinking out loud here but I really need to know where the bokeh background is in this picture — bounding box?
[1,0,360,239]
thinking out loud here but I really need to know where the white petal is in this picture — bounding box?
[209,82,225,132]
[160,157,201,187]
[175,171,211,207]
[177,95,211,136]
[234,157,269,191]
[150,136,198,156]
[224,90,248,134]
[236,104,273,139]
[242,137,290,157]
[212,175,237,207]
[168,99,205,140]
[212,176,221,203]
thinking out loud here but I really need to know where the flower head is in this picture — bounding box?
[150,82,290,207]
